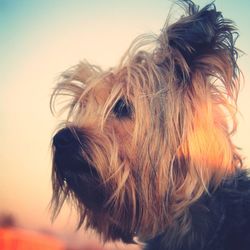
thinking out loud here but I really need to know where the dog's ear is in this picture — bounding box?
[157,0,239,80]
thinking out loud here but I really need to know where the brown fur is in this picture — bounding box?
[50,0,243,246]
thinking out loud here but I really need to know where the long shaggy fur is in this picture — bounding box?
[50,1,244,249]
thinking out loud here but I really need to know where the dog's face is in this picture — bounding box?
[51,0,242,244]
[51,56,175,242]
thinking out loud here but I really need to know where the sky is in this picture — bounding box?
[0,0,249,242]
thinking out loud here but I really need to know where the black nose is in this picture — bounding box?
[53,128,77,149]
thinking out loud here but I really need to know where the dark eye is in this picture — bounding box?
[113,99,132,119]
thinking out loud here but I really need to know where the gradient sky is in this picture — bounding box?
[0,0,249,240]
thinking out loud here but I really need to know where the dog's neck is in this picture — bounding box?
[145,169,250,250]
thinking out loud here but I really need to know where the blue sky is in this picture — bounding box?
[0,0,249,81]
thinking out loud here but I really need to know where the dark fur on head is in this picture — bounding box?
[50,0,242,247]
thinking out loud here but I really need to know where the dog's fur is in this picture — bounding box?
[50,1,248,249]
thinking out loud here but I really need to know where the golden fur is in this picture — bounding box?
[50,0,243,245]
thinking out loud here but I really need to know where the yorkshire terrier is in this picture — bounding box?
[50,1,250,250]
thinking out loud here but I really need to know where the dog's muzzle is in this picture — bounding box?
[52,127,105,210]
[53,127,77,150]
[52,127,88,173]
[52,127,85,176]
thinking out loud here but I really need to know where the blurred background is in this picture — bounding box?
[0,0,249,249]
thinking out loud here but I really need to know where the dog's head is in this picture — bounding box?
[50,0,242,243]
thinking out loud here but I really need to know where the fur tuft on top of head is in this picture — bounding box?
[50,0,243,246]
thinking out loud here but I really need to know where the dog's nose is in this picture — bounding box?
[53,128,76,149]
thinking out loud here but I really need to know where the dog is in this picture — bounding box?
[50,1,250,249]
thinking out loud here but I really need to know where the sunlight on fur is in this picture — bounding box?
[50,1,244,249]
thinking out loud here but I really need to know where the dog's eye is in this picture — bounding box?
[113,99,132,119]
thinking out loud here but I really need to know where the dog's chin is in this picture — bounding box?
[52,129,140,243]
[53,146,106,211]
[112,227,136,244]
[53,157,136,244]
